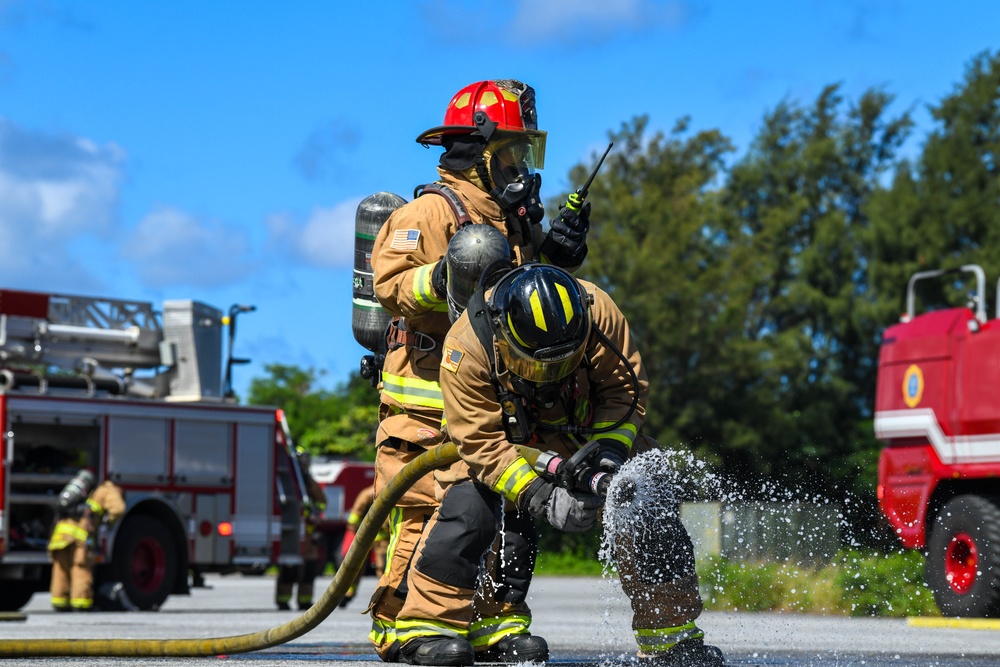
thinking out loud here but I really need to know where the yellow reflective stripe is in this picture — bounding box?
[48,523,89,550]
[383,507,403,574]
[70,598,93,609]
[492,457,539,503]
[50,597,69,607]
[528,290,546,330]
[413,263,447,309]
[86,498,103,514]
[538,415,569,426]
[555,283,573,322]
[369,618,397,645]
[382,373,444,410]
[347,512,362,527]
[396,618,467,643]
[467,614,531,648]
[634,622,704,653]
[594,421,637,449]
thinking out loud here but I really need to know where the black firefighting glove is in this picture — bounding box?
[540,201,591,266]
[431,260,447,299]
[521,478,601,533]
[592,439,629,474]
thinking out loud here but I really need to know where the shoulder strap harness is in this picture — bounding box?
[415,183,473,228]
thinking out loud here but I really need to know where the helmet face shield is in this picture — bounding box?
[496,331,588,384]
[489,132,546,171]
[486,132,547,208]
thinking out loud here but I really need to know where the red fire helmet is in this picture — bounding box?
[416,79,546,165]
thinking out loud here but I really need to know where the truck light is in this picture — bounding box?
[199,520,213,537]
[877,484,883,500]
[218,521,233,537]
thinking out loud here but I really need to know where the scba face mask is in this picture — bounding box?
[485,135,546,225]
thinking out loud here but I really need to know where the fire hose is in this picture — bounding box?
[0,442,461,658]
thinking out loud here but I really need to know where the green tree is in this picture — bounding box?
[719,84,911,495]
[246,364,379,460]
[561,89,911,542]
[869,49,1000,317]
[569,115,735,452]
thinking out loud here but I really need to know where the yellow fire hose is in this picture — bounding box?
[0,442,460,658]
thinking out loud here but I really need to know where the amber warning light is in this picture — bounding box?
[217,521,234,537]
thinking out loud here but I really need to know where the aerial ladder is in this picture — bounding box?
[0,288,251,401]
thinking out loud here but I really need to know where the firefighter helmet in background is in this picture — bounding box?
[445,224,510,323]
[353,192,407,352]
[488,264,592,384]
[57,468,96,510]
[295,446,312,469]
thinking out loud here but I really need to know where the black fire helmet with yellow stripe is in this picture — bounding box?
[488,264,592,384]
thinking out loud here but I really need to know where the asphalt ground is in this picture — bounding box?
[2,574,1000,666]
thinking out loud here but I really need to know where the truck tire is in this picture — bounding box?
[113,517,178,611]
[926,494,1000,617]
[0,582,36,611]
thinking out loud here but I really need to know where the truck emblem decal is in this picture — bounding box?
[903,364,923,408]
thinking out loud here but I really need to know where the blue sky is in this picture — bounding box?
[1,0,998,399]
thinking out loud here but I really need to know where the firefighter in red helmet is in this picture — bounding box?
[367,79,593,663]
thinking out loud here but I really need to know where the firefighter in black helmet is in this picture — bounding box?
[393,264,726,667]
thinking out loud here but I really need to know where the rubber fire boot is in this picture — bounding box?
[400,636,475,666]
[478,634,549,663]
[641,638,725,667]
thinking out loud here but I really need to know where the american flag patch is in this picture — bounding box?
[441,346,464,373]
[390,229,420,250]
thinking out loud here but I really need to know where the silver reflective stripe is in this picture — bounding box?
[467,614,531,648]
[396,618,466,644]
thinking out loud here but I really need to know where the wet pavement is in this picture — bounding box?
[2,574,999,666]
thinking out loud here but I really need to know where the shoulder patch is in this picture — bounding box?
[441,346,464,373]
[390,229,421,250]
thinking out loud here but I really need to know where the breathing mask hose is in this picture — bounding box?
[0,443,461,659]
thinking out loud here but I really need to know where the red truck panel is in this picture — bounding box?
[0,289,49,319]
[878,445,939,548]
[876,304,1000,550]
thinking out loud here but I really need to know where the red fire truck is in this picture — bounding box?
[0,289,310,612]
[309,459,376,567]
[875,265,1000,617]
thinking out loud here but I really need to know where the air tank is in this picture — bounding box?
[445,224,510,323]
[353,192,406,352]
[57,469,95,510]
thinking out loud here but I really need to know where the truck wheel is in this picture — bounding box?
[113,517,178,611]
[926,494,1000,617]
[0,582,36,611]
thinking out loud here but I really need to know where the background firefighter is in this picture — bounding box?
[338,484,389,608]
[47,469,125,612]
[367,78,591,662]
[275,448,327,611]
[393,264,725,667]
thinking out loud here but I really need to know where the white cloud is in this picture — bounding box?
[0,116,124,290]
[0,118,123,236]
[267,197,362,269]
[121,206,255,288]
